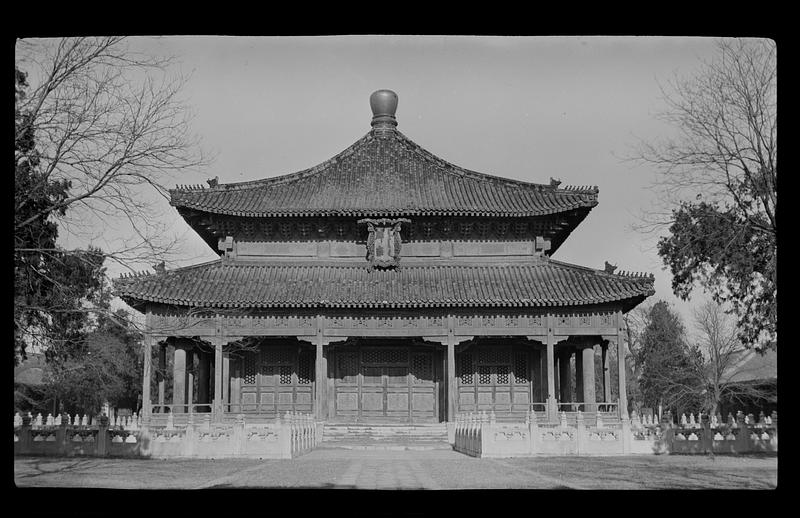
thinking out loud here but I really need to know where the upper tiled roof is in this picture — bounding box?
[114,259,653,311]
[170,130,599,218]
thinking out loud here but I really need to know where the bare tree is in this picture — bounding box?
[15,37,209,270]
[631,38,777,351]
[691,300,775,415]
[14,37,211,364]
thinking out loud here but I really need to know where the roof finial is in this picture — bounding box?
[370,89,398,132]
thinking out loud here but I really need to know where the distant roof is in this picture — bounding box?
[724,349,777,383]
[114,258,654,312]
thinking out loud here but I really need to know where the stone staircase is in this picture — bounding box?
[320,423,452,451]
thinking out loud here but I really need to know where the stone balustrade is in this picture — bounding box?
[14,411,317,459]
[452,408,777,458]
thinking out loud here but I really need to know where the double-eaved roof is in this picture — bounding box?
[170,130,598,219]
[115,258,654,312]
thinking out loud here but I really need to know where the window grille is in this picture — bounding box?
[362,348,408,364]
[262,347,292,365]
[514,351,529,384]
[297,351,313,385]
[411,354,432,384]
[243,351,258,385]
[496,365,510,384]
[279,366,292,385]
[478,366,492,385]
[477,347,511,365]
[337,352,358,383]
[459,352,473,384]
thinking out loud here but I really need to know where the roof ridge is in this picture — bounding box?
[171,132,375,194]
[393,130,596,194]
[546,258,655,280]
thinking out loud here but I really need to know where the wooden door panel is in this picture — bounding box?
[387,392,409,413]
[336,391,359,412]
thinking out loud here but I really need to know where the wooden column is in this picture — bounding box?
[172,342,187,413]
[602,341,612,404]
[197,351,210,409]
[581,345,596,413]
[544,321,557,422]
[615,310,628,420]
[157,343,166,408]
[558,347,571,404]
[141,334,153,418]
[447,336,456,422]
[222,353,230,412]
[186,348,195,411]
[315,340,326,420]
[214,340,223,420]
[575,347,583,404]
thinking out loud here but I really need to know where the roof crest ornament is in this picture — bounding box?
[370,89,398,135]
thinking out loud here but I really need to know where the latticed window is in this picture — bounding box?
[514,221,528,236]
[337,351,358,384]
[459,222,473,238]
[411,354,432,384]
[243,351,258,385]
[279,366,293,385]
[263,347,293,365]
[477,347,511,365]
[280,222,293,239]
[496,365,510,384]
[478,366,492,385]
[298,222,311,237]
[362,348,408,364]
[297,351,313,385]
[514,351,529,384]
[459,352,473,384]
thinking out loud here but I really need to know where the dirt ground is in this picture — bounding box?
[14,449,777,490]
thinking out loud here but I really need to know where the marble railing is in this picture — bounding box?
[14,411,317,459]
[452,409,778,458]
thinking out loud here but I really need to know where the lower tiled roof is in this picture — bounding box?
[114,259,654,310]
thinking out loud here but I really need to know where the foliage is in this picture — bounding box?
[40,309,143,415]
[632,301,705,415]
[634,38,776,351]
[15,65,107,363]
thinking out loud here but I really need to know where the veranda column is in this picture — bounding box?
[214,340,223,421]
[315,339,326,420]
[447,337,456,422]
[141,334,153,419]
[186,348,195,412]
[173,342,187,413]
[601,341,612,405]
[615,310,628,420]
[581,345,596,413]
[157,343,166,408]
[544,321,558,422]
[222,352,230,412]
[197,351,210,411]
[575,346,583,407]
[558,347,571,406]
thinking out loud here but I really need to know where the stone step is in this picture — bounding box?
[318,440,453,451]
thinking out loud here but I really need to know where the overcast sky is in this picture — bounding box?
[51,35,730,330]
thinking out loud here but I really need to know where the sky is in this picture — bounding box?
[45,35,730,332]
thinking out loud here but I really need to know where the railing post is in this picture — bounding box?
[97,415,109,457]
[735,412,749,453]
[701,413,712,454]
[575,410,584,455]
[528,409,539,454]
[19,414,32,455]
[620,411,631,454]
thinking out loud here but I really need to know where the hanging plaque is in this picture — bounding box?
[358,218,411,269]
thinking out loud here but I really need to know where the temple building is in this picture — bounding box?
[115,90,654,433]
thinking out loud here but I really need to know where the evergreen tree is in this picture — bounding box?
[634,301,704,417]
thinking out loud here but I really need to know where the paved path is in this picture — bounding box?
[14,449,778,489]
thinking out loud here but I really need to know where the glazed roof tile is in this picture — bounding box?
[114,259,653,311]
[170,130,599,218]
